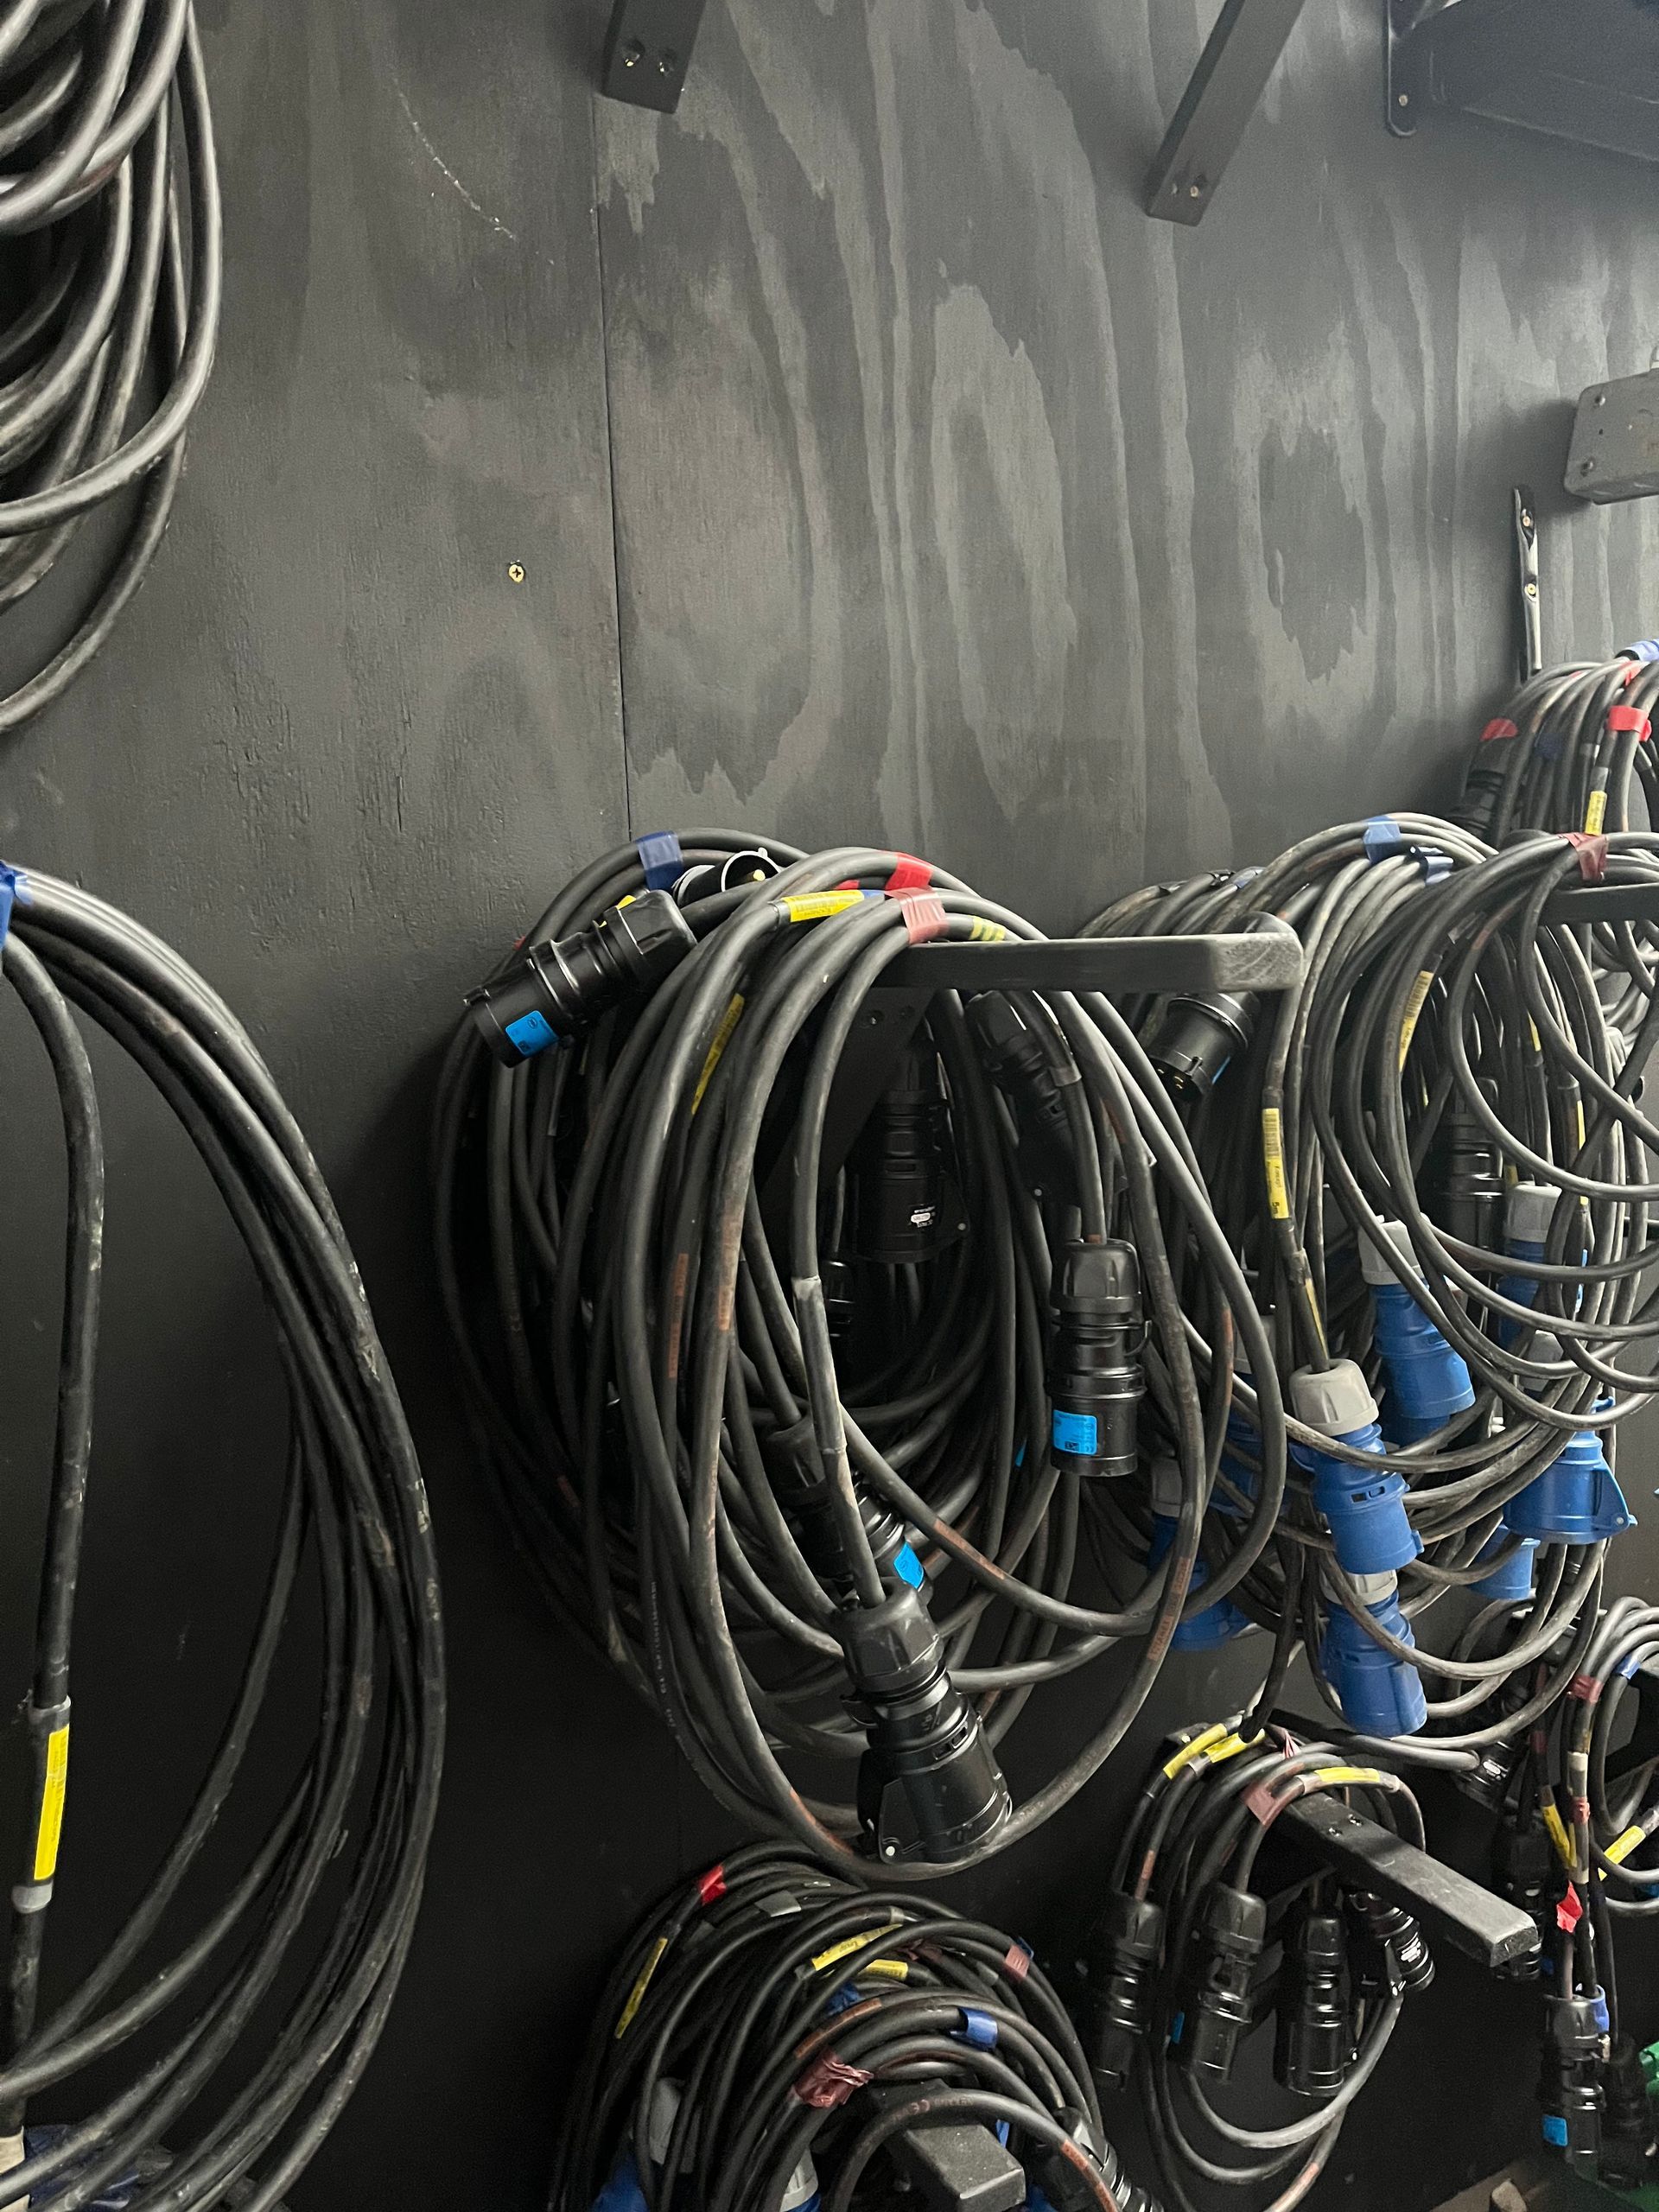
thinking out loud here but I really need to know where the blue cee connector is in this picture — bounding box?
[1498,1182,1576,1344]
[1291,1360,1421,1576]
[1506,1392,1634,1546]
[1361,1221,1474,1445]
[1320,1572,1427,1737]
[1471,1524,1538,1602]
[1148,1460,1249,1650]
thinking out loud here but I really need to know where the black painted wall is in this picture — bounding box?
[0,2,1656,2207]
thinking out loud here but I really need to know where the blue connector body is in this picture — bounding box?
[1148,1515,1249,1649]
[1370,1281,1475,1442]
[1319,1581,1427,1737]
[1292,1357,1421,1576]
[1471,1526,1539,1602]
[592,2154,648,2212]
[1506,1410,1634,1545]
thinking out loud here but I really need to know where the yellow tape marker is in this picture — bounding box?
[783,891,866,923]
[614,1934,669,2038]
[1313,1765,1390,1791]
[1529,1019,1542,1054]
[1162,1723,1230,1779]
[1204,1732,1258,1766]
[969,918,1007,942]
[1573,1103,1586,1154]
[1585,789,1608,836]
[811,1923,904,1973]
[1605,1824,1648,1867]
[32,1725,68,1884]
[693,993,745,1112]
[1542,1802,1577,1874]
[1398,969,1435,1069]
[1261,1109,1289,1221]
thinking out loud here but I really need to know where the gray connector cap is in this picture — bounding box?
[1289,1357,1378,1437]
[1506,1181,1559,1248]
[1359,1219,1419,1289]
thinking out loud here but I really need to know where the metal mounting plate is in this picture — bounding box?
[601,0,707,113]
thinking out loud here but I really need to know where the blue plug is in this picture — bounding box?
[1506,1399,1634,1545]
[1361,1220,1475,1444]
[1319,1572,1427,1736]
[1471,1524,1538,1602]
[1291,1360,1422,1575]
[1148,1460,1249,1649]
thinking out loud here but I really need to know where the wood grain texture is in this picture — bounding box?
[0,1,1655,2207]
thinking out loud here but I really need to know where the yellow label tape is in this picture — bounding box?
[1398,969,1435,1070]
[783,892,866,924]
[1261,1109,1289,1221]
[1205,1732,1258,1766]
[968,918,1007,942]
[1605,1823,1648,1867]
[1542,1802,1576,1874]
[692,993,745,1112]
[1312,1765,1389,1791]
[1162,1723,1230,1779]
[811,1924,904,1973]
[1585,788,1608,836]
[33,1724,68,1885]
[614,1934,668,2039]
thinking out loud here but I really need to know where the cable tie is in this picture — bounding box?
[885,855,932,893]
[957,2006,998,2050]
[1561,831,1608,883]
[890,887,948,944]
[0,862,29,955]
[1480,717,1520,743]
[696,1862,727,1906]
[1362,817,1407,864]
[1555,1886,1584,1934]
[792,2051,873,2108]
[636,830,684,890]
[1568,1673,1604,1706]
[1002,1938,1033,1980]
[1608,704,1652,741]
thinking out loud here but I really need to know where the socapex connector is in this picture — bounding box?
[836,1586,1012,1866]
[1047,1240,1144,1478]
[467,889,696,1064]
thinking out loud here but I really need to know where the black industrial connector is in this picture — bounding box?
[1047,1240,1144,1478]
[968,991,1076,1195]
[1347,1893,1433,2000]
[1599,2034,1656,2189]
[1035,2107,1161,2212]
[467,889,696,1064]
[1141,988,1258,1102]
[1457,1733,1527,1815]
[670,846,780,904]
[1428,1077,1505,1250]
[1540,1989,1608,2174]
[851,1044,950,1264]
[837,1586,1012,1866]
[1088,1892,1166,2091]
[1184,1885,1268,2085]
[788,1479,923,1605]
[1492,1821,1560,1979]
[1274,1906,1351,2098]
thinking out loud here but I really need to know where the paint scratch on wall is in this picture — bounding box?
[395,81,518,242]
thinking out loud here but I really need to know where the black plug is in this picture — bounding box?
[1492,1821,1560,1980]
[1141,988,1257,1103]
[1088,1893,1165,2092]
[1184,1885,1267,2085]
[1428,1078,1504,1250]
[1541,1988,1607,2174]
[1047,1240,1144,1479]
[838,1587,1010,1866]
[467,890,694,1063]
[1347,1893,1433,2000]
[968,993,1076,1197]
[1274,1906,1351,2098]
[851,1044,949,1264]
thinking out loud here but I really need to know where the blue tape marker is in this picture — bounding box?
[637,831,684,891]
[1543,2114,1568,2148]
[1536,731,1565,761]
[1623,640,1659,664]
[1052,1410,1098,1457]
[1416,843,1451,886]
[1593,1994,1611,2032]
[823,1984,860,2018]
[1363,818,1407,865]
[1618,1650,1643,1679]
[893,1544,925,1590]
[1169,2010,1185,2045]
[0,862,28,955]
[505,1009,559,1058]
[957,2006,998,2050]
[995,2122,1011,2150]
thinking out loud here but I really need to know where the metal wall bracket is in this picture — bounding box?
[1385,0,1428,137]
[1146,0,1313,226]
[601,0,707,114]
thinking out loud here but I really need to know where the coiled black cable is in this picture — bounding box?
[0,0,220,731]
[549,1840,1158,2212]
[0,863,442,2210]
[435,832,1288,1877]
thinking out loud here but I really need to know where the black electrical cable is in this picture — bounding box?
[548,1842,1160,2212]
[0,863,442,2210]
[0,0,221,732]
[435,833,1288,1877]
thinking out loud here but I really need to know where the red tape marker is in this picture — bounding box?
[1609,704,1652,741]
[1480,717,1519,743]
[891,887,949,944]
[793,2052,873,2108]
[1557,1887,1584,1934]
[696,1863,727,1906]
[1562,831,1608,883]
[886,855,932,893]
